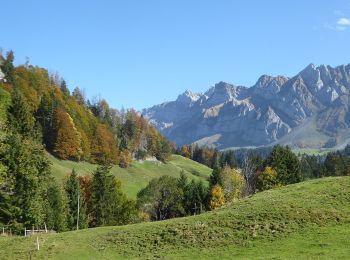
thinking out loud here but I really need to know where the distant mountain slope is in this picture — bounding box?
[142,64,350,149]
[1,176,349,259]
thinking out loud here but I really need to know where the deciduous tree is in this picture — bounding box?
[53,108,82,160]
[91,123,118,164]
[256,166,279,191]
[209,185,225,210]
[137,176,184,220]
[219,166,245,202]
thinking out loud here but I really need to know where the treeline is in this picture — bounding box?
[177,143,350,181]
[300,147,350,178]
[145,144,350,221]
[176,145,237,168]
[0,50,172,167]
[135,145,302,221]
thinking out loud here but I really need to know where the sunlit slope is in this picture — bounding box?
[50,154,212,198]
[1,176,349,259]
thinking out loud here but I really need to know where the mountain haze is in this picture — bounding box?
[142,64,350,149]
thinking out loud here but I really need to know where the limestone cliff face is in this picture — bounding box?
[142,64,350,149]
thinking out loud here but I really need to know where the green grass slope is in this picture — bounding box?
[50,154,212,199]
[1,176,349,259]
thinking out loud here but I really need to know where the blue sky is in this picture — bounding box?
[1,0,350,110]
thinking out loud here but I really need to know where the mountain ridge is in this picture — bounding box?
[142,63,350,149]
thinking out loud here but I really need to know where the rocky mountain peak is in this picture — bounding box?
[255,75,274,88]
[299,63,318,80]
[298,63,324,92]
[253,75,288,97]
[203,81,247,106]
[176,90,202,104]
[255,75,289,87]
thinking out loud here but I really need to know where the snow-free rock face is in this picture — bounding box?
[142,64,350,149]
[176,90,201,105]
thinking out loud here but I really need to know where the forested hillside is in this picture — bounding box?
[0,50,172,233]
[0,50,172,166]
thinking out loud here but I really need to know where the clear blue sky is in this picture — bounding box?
[1,0,350,110]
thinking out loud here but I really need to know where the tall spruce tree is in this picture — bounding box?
[8,88,35,138]
[0,88,11,221]
[209,166,222,189]
[184,179,207,215]
[36,93,56,150]
[44,180,68,232]
[1,85,54,232]
[64,170,88,230]
[0,133,51,231]
[91,165,134,226]
[60,79,70,96]
[264,145,302,185]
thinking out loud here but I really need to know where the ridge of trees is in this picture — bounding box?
[0,49,169,233]
[1,50,172,167]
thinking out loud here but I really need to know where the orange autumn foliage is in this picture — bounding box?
[53,108,82,160]
[91,123,118,164]
[119,149,132,168]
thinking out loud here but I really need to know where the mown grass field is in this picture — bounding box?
[49,154,212,199]
[1,176,349,259]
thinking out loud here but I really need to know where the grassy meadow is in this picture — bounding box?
[49,154,212,199]
[1,176,349,259]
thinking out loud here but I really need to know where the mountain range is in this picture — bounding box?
[142,63,350,150]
